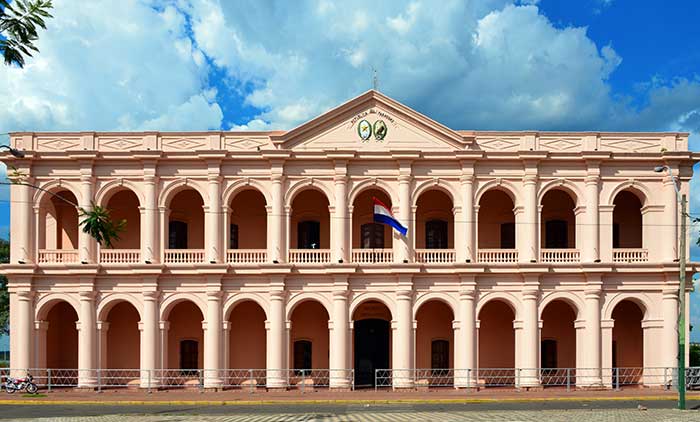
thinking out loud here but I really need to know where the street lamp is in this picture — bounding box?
[0,144,25,158]
[654,165,687,410]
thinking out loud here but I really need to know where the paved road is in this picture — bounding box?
[1,401,699,421]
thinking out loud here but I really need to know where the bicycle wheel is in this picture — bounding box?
[26,383,38,394]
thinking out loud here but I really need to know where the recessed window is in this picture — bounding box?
[168,221,188,249]
[361,223,385,249]
[297,221,321,249]
[431,339,449,370]
[179,339,198,375]
[293,340,312,375]
[425,220,448,249]
[230,224,239,249]
[500,222,515,249]
[541,339,557,369]
[545,220,568,249]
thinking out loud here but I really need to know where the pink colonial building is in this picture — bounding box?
[1,90,696,390]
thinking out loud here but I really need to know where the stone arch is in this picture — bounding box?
[94,179,145,207]
[412,179,458,208]
[96,293,144,322]
[33,179,83,207]
[348,179,397,208]
[159,293,207,321]
[602,292,653,320]
[222,179,271,207]
[285,178,335,209]
[286,292,332,321]
[158,179,209,208]
[223,292,269,321]
[474,179,521,207]
[476,291,521,320]
[538,291,584,320]
[537,179,582,206]
[349,292,396,321]
[35,293,80,321]
[606,181,650,207]
[412,292,458,319]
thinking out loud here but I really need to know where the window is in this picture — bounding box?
[230,224,239,249]
[545,220,568,248]
[168,221,188,249]
[297,221,321,249]
[541,339,557,369]
[500,223,515,249]
[431,339,449,370]
[293,340,312,375]
[179,339,198,375]
[425,219,448,249]
[361,223,385,249]
[612,223,620,248]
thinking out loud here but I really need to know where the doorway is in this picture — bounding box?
[354,319,390,387]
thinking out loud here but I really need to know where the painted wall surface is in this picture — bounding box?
[167,301,204,369]
[612,300,644,369]
[540,189,576,248]
[169,190,205,249]
[351,189,393,248]
[106,302,140,369]
[613,191,643,248]
[415,190,454,249]
[106,190,141,249]
[415,301,454,369]
[290,301,330,369]
[478,190,515,248]
[541,300,576,369]
[46,301,78,369]
[230,189,267,249]
[478,301,515,369]
[228,301,266,369]
[290,189,330,249]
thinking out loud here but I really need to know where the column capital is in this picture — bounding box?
[96,321,110,331]
[584,175,600,185]
[332,290,349,299]
[206,290,223,300]
[16,290,34,301]
[459,290,476,300]
[398,174,412,183]
[159,320,170,331]
[143,291,160,301]
[662,288,679,299]
[523,174,538,185]
[269,290,287,301]
[79,291,96,301]
[396,290,413,300]
[34,320,49,331]
[521,290,539,301]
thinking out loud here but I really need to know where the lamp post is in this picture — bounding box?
[654,165,686,410]
[0,144,25,158]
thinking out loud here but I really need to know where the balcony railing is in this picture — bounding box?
[351,248,393,264]
[613,248,649,263]
[541,249,580,263]
[288,249,331,264]
[164,249,205,264]
[99,249,141,264]
[226,249,267,264]
[477,249,518,264]
[38,249,79,263]
[415,249,456,263]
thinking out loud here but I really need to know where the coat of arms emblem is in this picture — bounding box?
[373,120,387,140]
[358,119,372,141]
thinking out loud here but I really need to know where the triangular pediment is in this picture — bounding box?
[273,90,470,152]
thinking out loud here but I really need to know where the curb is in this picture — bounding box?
[0,396,696,406]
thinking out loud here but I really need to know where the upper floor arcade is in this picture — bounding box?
[2,90,696,269]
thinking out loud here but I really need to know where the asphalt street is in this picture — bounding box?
[1,400,699,420]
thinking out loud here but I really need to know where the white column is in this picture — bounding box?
[222,322,231,371]
[266,290,286,388]
[329,290,350,389]
[519,289,540,387]
[97,321,109,370]
[584,175,600,262]
[140,291,159,387]
[662,174,678,262]
[270,176,285,263]
[78,291,96,387]
[574,319,586,386]
[392,289,414,388]
[204,291,223,388]
[461,175,475,262]
[10,178,33,263]
[582,287,602,386]
[333,175,349,263]
[455,289,476,387]
[601,319,614,388]
[398,174,412,262]
[206,175,222,263]
[661,288,679,379]
[142,175,159,263]
[159,321,170,370]
[11,291,33,375]
[522,175,538,262]
[34,321,48,370]
[79,176,95,263]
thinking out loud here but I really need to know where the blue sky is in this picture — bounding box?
[1,0,700,343]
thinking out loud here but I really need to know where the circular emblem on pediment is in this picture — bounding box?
[358,119,372,141]
[373,120,387,141]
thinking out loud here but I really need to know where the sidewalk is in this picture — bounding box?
[1,387,698,405]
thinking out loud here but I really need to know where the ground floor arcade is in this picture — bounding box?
[8,271,688,389]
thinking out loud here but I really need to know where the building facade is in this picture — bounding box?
[1,91,696,389]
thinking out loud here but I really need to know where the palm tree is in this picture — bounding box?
[0,0,53,68]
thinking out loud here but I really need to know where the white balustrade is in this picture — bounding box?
[163,249,205,264]
[288,249,331,264]
[477,249,519,264]
[37,249,79,263]
[415,249,456,263]
[541,249,580,263]
[351,249,393,264]
[613,248,649,263]
[226,249,267,264]
[99,249,141,264]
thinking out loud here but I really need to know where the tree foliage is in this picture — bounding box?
[0,0,53,68]
[79,203,126,249]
